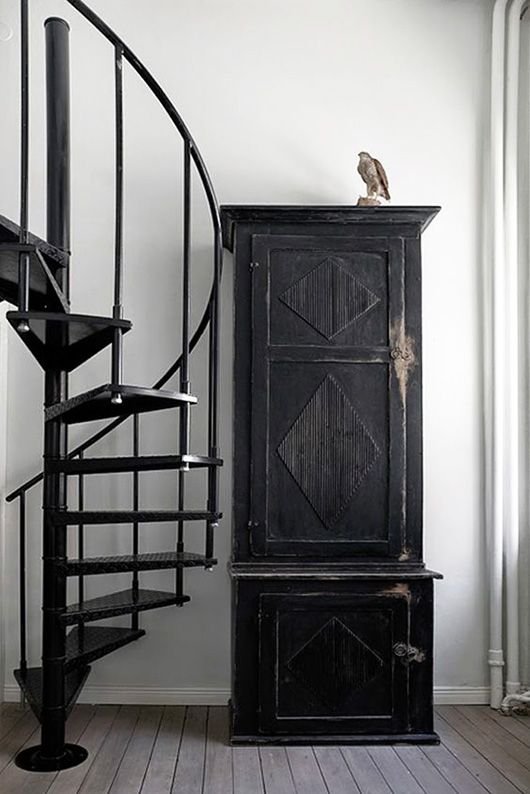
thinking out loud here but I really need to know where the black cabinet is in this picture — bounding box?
[222,206,442,744]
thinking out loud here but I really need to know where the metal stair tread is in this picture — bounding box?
[6,311,132,372]
[14,666,90,722]
[61,588,190,625]
[63,551,217,575]
[65,625,145,670]
[50,509,221,525]
[0,215,69,311]
[51,453,223,474]
[0,213,68,267]
[45,383,198,424]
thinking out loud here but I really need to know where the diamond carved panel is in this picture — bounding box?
[286,617,383,710]
[277,375,381,529]
[279,256,380,340]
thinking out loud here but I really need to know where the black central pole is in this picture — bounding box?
[15,17,87,773]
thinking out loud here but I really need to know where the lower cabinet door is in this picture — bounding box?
[258,591,410,736]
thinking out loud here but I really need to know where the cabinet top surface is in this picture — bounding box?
[220,205,440,250]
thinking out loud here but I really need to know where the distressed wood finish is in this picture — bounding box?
[224,206,441,743]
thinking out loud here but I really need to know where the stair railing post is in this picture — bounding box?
[205,232,222,566]
[180,140,192,459]
[111,44,124,405]
[16,16,87,771]
[176,141,192,596]
[18,494,27,708]
[77,451,85,628]
[132,414,140,629]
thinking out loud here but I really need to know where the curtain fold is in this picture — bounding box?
[489,0,530,712]
[519,7,530,695]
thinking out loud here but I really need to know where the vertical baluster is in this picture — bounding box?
[19,494,27,707]
[205,231,222,566]
[77,452,84,622]
[176,141,192,596]
[176,472,184,599]
[111,44,124,404]
[132,414,139,630]
[18,0,30,326]
[180,140,192,464]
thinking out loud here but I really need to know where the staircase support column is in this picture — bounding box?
[45,16,71,287]
[15,16,87,772]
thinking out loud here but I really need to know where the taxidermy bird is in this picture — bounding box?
[357,151,390,206]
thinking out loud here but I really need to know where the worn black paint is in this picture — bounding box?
[224,205,442,744]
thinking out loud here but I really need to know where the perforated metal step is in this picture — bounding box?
[14,666,90,723]
[65,625,145,670]
[45,384,197,424]
[63,551,216,576]
[61,588,190,625]
[50,509,220,525]
[51,453,223,475]
[0,214,68,311]
[7,311,131,371]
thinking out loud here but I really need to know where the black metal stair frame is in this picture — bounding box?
[60,550,217,576]
[14,667,90,724]
[0,218,69,312]
[4,0,222,773]
[6,311,132,371]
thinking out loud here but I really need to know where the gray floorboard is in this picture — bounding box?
[170,706,207,794]
[313,746,361,794]
[141,706,185,794]
[259,747,297,794]
[0,704,527,793]
[233,745,264,794]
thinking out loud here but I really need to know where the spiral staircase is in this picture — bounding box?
[2,0,222,772]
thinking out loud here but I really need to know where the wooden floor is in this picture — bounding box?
[0,704,529,793]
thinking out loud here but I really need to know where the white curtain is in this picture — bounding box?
[520,6,530,699]
[487,0,530,712]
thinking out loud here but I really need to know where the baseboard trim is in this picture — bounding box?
[3,684,231,706]
[433,687,489,705]
[3,684,490,706]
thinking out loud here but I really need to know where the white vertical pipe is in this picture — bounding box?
[504,0,526,696]
[489,0,510,710]
[0,307,8,702]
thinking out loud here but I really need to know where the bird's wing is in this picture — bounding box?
[374,158,390,200]
[357,159,368,183]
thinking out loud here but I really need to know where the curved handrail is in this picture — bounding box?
[65,0,221,232]
[6,0,223,502]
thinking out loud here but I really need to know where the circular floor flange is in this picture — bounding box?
[15,743,88,772]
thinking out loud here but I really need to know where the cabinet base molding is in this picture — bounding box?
[230,732,440,746]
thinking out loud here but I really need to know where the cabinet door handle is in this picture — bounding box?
[393,642,425,664]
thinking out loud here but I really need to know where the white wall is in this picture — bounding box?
[0,0,492,702]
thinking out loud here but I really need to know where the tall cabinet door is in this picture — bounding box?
[249,234,412,559]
